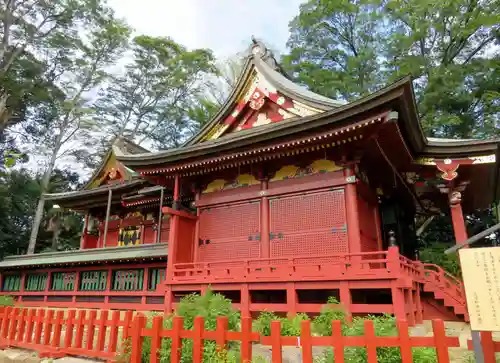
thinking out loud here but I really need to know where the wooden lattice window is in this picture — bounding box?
[79,271,107,291]
[50,272,76,291]
[148,268,166,291]
[25,273,48,291]
[2,274,21,292]
[112,269,144,291]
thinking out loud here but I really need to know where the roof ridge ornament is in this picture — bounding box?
[248,36,279,70]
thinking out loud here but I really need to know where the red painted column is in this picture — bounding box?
[260,180,270,259]
[193,191,201,262]
[166,174,181,282]
[450,201,468,245]
[344,167,362,254]
[373,206,384,251]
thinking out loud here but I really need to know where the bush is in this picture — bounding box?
[0,296,15,307]
[253,311,310,336]
[419,243,461,277]
[122,289,240,363]
[313,299,437,363]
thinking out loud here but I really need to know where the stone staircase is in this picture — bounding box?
[420,263,469,321]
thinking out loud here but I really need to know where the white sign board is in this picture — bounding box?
[460,247,500,331]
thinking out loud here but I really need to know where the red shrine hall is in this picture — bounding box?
[0,39,499,324]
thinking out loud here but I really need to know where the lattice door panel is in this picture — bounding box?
[270,229,348,258]
[199,202,260,240]
[270,189,347,258]
[198,201,261,262]
[270,189,346,233]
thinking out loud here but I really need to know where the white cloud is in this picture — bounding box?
[108,0,304,58]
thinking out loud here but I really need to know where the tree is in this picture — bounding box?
[95,35,217,149]
[284,0,500,138]
[0,0,107,137]
[25,8,131,254]
[0,168,82,256]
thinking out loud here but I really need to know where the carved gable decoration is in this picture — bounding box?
[270,159,343,182]
[202,173,260,194]
[202,70,322,142]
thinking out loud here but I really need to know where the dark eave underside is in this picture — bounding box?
[0,243,168,269]
[44,180,147,205]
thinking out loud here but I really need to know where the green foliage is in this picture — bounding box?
[0,296,15,307]
[313,300,437,362]
[418,243,462,277]
[284,0,500,139]
[253,311,310,336]
[95,34,218,151]
[127,290,240,363]
[0,169,82,256]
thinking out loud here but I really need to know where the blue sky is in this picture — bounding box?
[108,0,305,58]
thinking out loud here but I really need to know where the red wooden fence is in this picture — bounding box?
[0,306,498,362]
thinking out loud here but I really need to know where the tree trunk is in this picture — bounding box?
[51,224,61,250]
[26,150,58,254]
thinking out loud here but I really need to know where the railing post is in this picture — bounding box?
[387,246,401,276]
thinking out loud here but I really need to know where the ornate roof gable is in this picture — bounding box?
[187,38,344,145]
[85,137,149,190]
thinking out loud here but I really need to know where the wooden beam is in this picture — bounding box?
[162,207,197,220]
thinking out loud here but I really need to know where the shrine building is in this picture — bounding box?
[0,39,498,324]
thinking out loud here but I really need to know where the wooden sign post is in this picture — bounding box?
[459,247,500,363]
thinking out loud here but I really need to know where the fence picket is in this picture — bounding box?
[96,310,108,352]
[241,316,253,362]
[215,316,228,351]
[397,320,413,363]
[270,321,282,363]
[64,310,76,349]
[8,307,19,342]
[479,331,496,363]
[122,310,133,340]
[85,310,97,351]
[0,306,498,363]
[52,310,64,348]
[1,306,11,340]
[149,315,163,363]
[42,309,54,346]
[74,310,85,349]
[193,316,204,363]
[107,310,120,354]
[300,320,313,363]
[33,309,45,345]
[16,309,26,342]
[24,309,35,344]
[364,320,378,362]
[432,319,451,363]
[129,314,146,363]
[170,316,183,363]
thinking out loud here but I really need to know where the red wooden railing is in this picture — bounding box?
[172,250,395,283]
[419,263,465,300]
[0,306,497,363]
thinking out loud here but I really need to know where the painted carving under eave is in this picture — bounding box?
[202,173,260,194]
[270,159,343,182]
[202,70,322,142]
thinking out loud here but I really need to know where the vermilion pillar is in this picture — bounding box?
[344,167,362,253]
[260,179,270,259]
[449,191,468,245]
[193,190,201,262]
[166,174,181,281]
